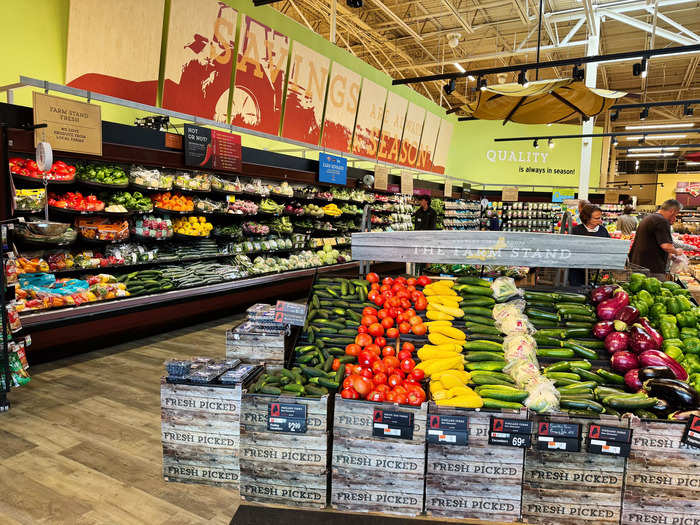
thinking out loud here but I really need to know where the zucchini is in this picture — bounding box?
[464,323,500,335]
[461,306,494,317]
[456,276,491,287]
[455,284,493,297]
[466,360,504,371]
[554,292,588,303]
[559,398,604,412]
[563,341,598,360]
[568,338,605,350]
[460,297,496,307]
[596,369,625,386]
[545,372,581,381]
[534,334,563,347]
[526,308,559,321]
[530,319,560,329]
[468,315,496,326]
[537,347,575,358]
[603,394,659,410]
[468,333,504,343]
[570,367,604,384]
[524,291,556,302]
[465,351,505,362]
[477,388,528,402]
[481,398,523,410]
[463,340,503,351]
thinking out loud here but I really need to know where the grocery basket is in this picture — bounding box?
[589,263,650,285]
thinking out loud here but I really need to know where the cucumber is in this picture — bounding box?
[570,367,604,384]
[463,340,503,351]
[603,394,659,410]
[466,360,504,371]
[537,347,575,358]
[481,398,523,410]
[296,353,315,364]
[596,369,625,386]
[464,323,500,335]
[305,385,328,396]
[317,378,340,389]
[477,389,528,402]
[563,341,598,360]
[295,345,317,354]
[260,386,282,395]
[326,347,346,356]
[283,384,305,394]
[300,365,331,378]
[461,306,493,317]
[465,351,505,362]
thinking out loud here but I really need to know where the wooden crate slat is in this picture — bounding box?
[161,407,240,427]
[239,468,328,509]
[163,456,239,487]
[239,430,329,470]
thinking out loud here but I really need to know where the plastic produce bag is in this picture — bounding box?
[491,276,522,302]
[670,253,691,274]
[523,377,560,413]
[502,334,538,364]
[493,300,526,322]
[497,314,535,335]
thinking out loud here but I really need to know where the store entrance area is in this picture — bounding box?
[0,319,242,524]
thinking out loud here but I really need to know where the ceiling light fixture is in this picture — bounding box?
[518,69,529,87]
[467,74,475,81]
[684,161,700,165]
[548,138,555,148]
[478,77,488,91]
[533,139,539,148]
[626,147,680,152]
[625,152,676,157]
[626,134,687,140]
[625,123,692,130]
[640,107,649,120]
[612,137,618,145]
[346,0,363,7]
[454,63,466,73]
[572,65,585,81]
[611,110,619,122]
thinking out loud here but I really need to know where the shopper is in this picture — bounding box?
[629,199,684,280]
[574,199,590,226]
[570,204,610,286]
[616,205,638,235]
[486,210,500,231]
[414,196,437,230]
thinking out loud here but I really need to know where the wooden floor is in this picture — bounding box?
[0,317,243,525]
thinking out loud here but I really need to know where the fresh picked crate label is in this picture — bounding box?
[372,408,414,440]
[267,402,307,433]
[681,414,700,449]
[588,424,632,457]
[536,421,581,452]
[333,452,422,473]
[622,509,700,525]
[162,395,239,414]
[161,428,238,449]
[427,414,468,445]
[524,501,619,521]
[332,488,421,506]
[488,416,532,448]
[526,467,622,487]
[241,483,325,502]
[428,495,519,514]
[626,471,700,489]
[428,459,520,478]
[240,445,325,466]
[164,463,239,482]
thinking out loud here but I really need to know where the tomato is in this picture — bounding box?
[400,358,416,373]
[372,372,388,386]
[343,376,355,389]
[388,296,401,308]
[367,290,379,302]
[406,285,417,294]
[377,309,389,320]
[352,375,373,396]
[370,282,380,291]
[358,351,376,366]
[371,360,387,373]
[387,373,403,388]
[407,277,417,286]
[385,391,397,402]
[396,290,410,300]
[386,327,399,339]
[417,275,432,286]
[393,385,407,395]
[382,290,394,298]
[341,387,359,399]
[404,308,416,318]
[396,313,407,324]
[367,323,384,337]
[404,377,418,386]
[380,317,394,330]
[345,343,362,356]
[382,277,394,286]
[380,284,391,293]
[373,295,386,307]
[401,342,415,352]
[361,369,374,380]
[397,349,412,361]
[332,358,341,371]
[366,272,380,283]
[374,336,387,348]
[375,383,390,394]
[357,325,368,334]
[386,307,398,319]
[381,346,395,357]
[398,322,411,334]
[400,298,412,310]
[361,315,378,327]
[411,323,427,336]
[408,315,423,327]
[365,344,381,356]
[368,390,386,402]
[391,283,404,294]
[410,369,426,381]
[414,296,427,311]
[362,307,378,317]
[355,333,373,347]
[395,393,408,405]
[407,391,423,406]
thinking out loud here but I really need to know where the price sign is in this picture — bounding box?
[268,402,307,433]
[319,153,347,185]
[537,421,581,452]
[681,414,700,449]
[502,187,519,202]
[373,408,414,440]
[587,423,632,457]
[274,301,307,326]
[427,414,468,445]
[184,124,242,173]
[488,417,532,448]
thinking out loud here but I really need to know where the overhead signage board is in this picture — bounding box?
[502,187,519,202]
[444,179,452,198]
[374,165,389,191]
[319,153,347,185]
[184,124,242,172]
[553,189,575,203]
[401,171,413,195]
[33,92,102,155]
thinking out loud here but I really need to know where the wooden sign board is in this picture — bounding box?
[444,179,452,198]
[351,231,631,269]
[374,165,389,191]
[401,171,413,195]
[605,190,621,204]
[33,92,102,155]
[502,187,519,202]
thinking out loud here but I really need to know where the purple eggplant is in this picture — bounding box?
[611,350,639,374]
[615,305,639,325]
[624,368,642,391]
[590,284,616,304]
[605,331,629,353]
[629,324,660,353]
[637,317,664,349]
[638,350,688,381]
[643,378,699,410]
[593,321,615,340]
[648,398,673,417]
[668,410,700,421]
[639,366,676,382]
[596,290,630,321]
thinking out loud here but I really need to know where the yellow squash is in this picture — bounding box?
[431,369,471,383]
[418,347,461,361]
[428,302,464,318]
[436,395,484,408]
[428,332,464,347]
[424,320,453,328]
[430,325,467,341]
[426,310,454,321]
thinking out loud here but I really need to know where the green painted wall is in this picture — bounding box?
[446,119,603,190]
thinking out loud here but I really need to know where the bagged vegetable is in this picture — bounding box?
[524,377,560,413]
[491,276,522,302]
[493,300,526,322]
[497,313,535,335]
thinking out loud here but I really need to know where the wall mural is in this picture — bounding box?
[398,102,426,168]
[231,15,290,135]
[162,0,237,121]
[65,0,165,105]
[281,42,331,145]
[351,79,387,159]
[320,63,361,152]
[377,92,408,164]
[415,111,441,171]
[431,119,454,175]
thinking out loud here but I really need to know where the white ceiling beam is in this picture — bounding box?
[647,9,700,41]
[369,0,424,41]
[599,10,697,46]
[288,0,315,32]
[516,24,539,50]
[546,0,700,23]
[512,0,529,25]
[582,0,597,36]
[561,17,586,45]
[439,0,475,34]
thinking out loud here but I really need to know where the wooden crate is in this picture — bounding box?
[331,397,428,517]
[160,379,244,488]
[239,393,330,509]
[522,414,627,524]
[621,419,700,525]
[425,406,527,522]
[225,321,286,371]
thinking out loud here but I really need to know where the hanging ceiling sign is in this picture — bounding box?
[33,92,102,155]
[374,165,389,191]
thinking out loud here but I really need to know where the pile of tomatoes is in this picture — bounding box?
[340,273,432,405]
[10,158,76,181]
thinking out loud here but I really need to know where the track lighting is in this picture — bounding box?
[548,138,554,148]
[443,78,456,95]
[640,107,649,120]
[478,77,488,91]
[533,139,539,148]
[612,137,618,146]
[641,58,648,78]
[572,65,585,81]
[347,0,363,7]
[518,70,529,87]
[633,58,648,77]
[611,110,619,122]
[684,104,694,116]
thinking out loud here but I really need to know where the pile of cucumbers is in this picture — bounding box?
[247,368,336,397]
[160,262,233,288]
[120,269,173,296]
[543,359,659,417]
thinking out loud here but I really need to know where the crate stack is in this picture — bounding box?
[226,304,288,371]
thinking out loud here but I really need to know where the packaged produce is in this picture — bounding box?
[173,171,211,192]
[211,175,242,193]
[107,191,153,212]
[48,191,105,212]
[14,188,46,211]
[15,257,50,274]
[6,302,22,333]
[76,218,129,242]
[243,179,270,197]
[172,216,212,237]
[259,199,284,215]
[152,192,194,212]
[228,199,258,215]
[106,243,156,264]
[76,163,128,186]
[4,256,18,284]
[133,215,173,239]
[9,157,76,182]
[270,181,293,197]
[491,276,521,302]
[243,221,270,236]
[165,359,192,379]
[129,166,173,190]
[194,198,226,214]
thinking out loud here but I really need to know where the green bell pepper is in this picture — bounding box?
[634,300,649,318]
[636,290,655,308]
[660,314,678,325]
[660,288,673,298]
[690,372,700,391]
[685,337,700,355]
[662,281,681,291]
[677,295,693,312]
[677,311,697,328]
[686,354,700,374]
[681,327,699,340]
[666,297,682,315]
[664,345,684,361]
[644,277,662,294]
[673,288,691,297]
[663,338,686,351]
[660,321,680,340]
[650,303,667,319]
[630,272,646,284]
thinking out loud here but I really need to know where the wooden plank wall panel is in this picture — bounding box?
[621,419,700,525]
[425,407,526,522]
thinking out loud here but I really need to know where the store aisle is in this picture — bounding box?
[0,318,242,525]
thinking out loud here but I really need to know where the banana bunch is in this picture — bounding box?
[259,198,284,214]
[323,203,342,217]
[423,280,464,321]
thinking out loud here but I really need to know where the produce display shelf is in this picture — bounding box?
[19,261,360,329]
[171,186,212,195]
[153,207,194,215]
[77,179,130,190]
[12,173,76,185]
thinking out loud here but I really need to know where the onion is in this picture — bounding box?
[605,331,629,353]
[611,351,639,374]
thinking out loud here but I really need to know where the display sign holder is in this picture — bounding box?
[681,414,700,448]
[426,414,468,445]
[372,407,414,439]
[184,124,242,172]
[587,423,632,457]
[489,416,532,448]
[319,153,347,185]
[275,301,306,326]
[267,402,307,433]
[536,420,581,452]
